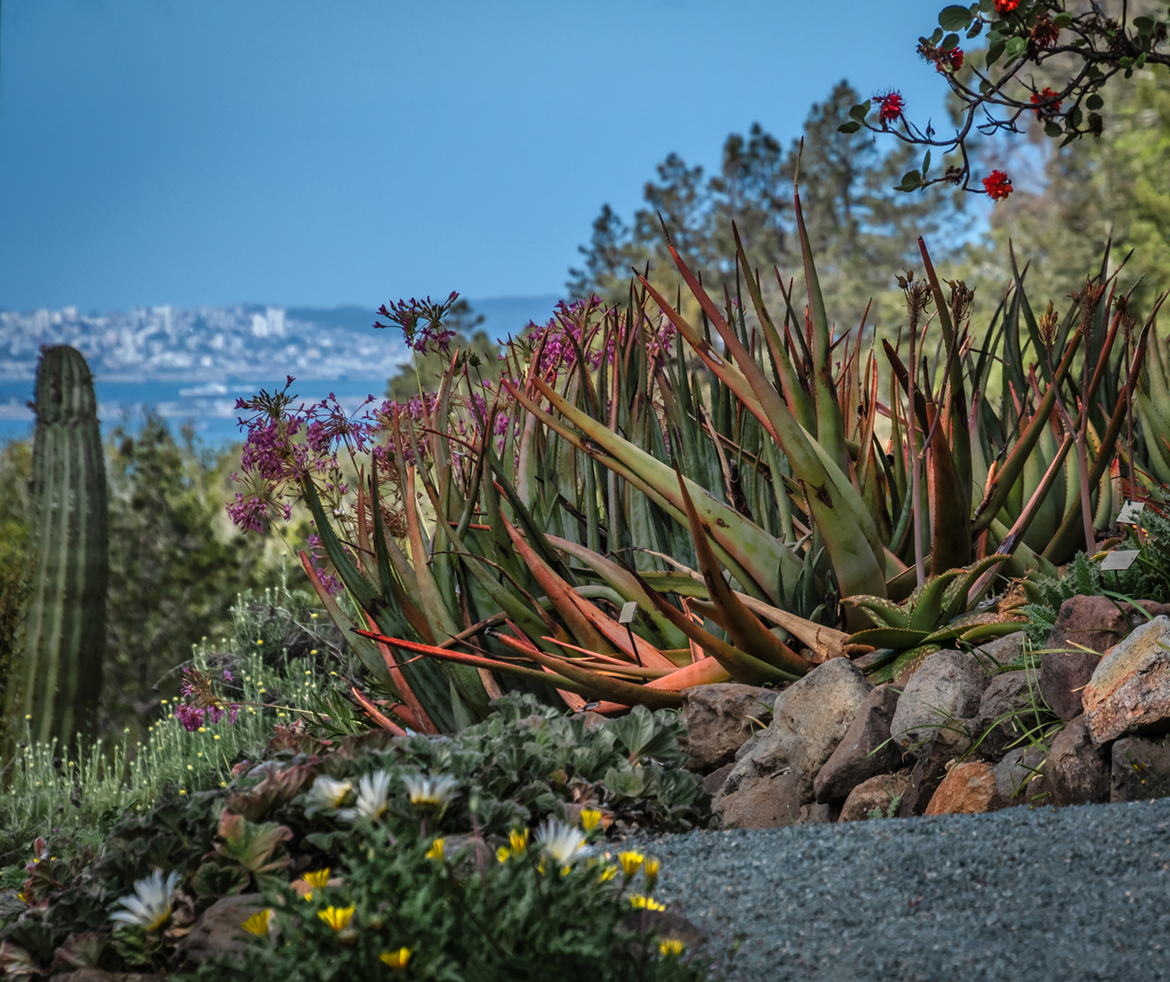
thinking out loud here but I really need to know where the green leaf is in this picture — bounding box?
[1133,15,1155,33]
[930,27,944,44]
[1005,35,1027,58]
[896,169,923,192]
[941,32,961,50]
[1044,121,1063,138]
[978,0,996,12]
[848,627,928,649]
[922,150,932,178]
[986,40,1005,66]
[939,5,973,31]
[191,863,249,899]
[980,78,992,94]
[849,100,871,122]
[1086,93,1104,110]
[1053,11,1073,27]
[838,121,862,134]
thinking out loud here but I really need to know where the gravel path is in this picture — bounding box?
[634,799,1170,982]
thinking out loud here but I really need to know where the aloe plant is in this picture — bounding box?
[4,347,108,749]
[229,193,1168,726]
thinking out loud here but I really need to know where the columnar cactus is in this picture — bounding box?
[9,346,109,747]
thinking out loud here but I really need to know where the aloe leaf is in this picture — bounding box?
[844,595,911,630]
[794,187,849,473]
[673,463,812,677]
[847,627,929,649]
[867,643,943,685]
[906,569,965,634]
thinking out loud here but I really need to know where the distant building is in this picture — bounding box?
[266,306,286,337]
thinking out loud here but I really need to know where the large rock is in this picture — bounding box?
[1040,648,1101,720]
[714,659,871,828]
[1083,616,1170,745]
[712,770,804,829]
[970,670,1053,760]
[1045,715,1110,807]
[1046,595,1170,654]
[994,745,1048,806]
[679,683,774,774]
[1110,735,1170,803]
[813,684,902,803]
[897,725,973,817]
[839,769,913,822]
[890,649,986,757]
[925,761,1005,815]
[170,893,268,972]
[973,631,1025,671]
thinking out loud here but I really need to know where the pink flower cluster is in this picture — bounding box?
[175,668,240,732]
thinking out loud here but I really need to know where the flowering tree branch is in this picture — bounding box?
[841,0,1169,200]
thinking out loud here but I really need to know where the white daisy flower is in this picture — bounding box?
[536,819,592,866]
[401,773,459,813]
[305,775,353,816]
[110,869,180,932]
[339,770,392,822]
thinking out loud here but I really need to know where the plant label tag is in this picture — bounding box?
[1117,501,1146,525]
[619,601,639,625]
[1100,550,1140,571]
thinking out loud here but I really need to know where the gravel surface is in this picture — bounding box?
[633,799,1170,982]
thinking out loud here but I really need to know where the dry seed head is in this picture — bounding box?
[1038,301,1059,355]
[898,271,932,330]
[1115,295,1137,344]
[1071,278,1106,339]
[945,279,975,326]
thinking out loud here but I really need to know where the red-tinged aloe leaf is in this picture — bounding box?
[299,550,396,694]
[919,238,972,495]
[357,630,682,709]
[504,521,677,670]
[348,685,407,736]
[673,463,811,676]
[544,534,690,653]
[732,222,813,429]
[501,515,619,657]
[1047,309,1162,560]
[629,571,799,686]
[356,629,584,692]
[405,467,490,720]
[795,186,848,474]
[638,269,887,600]
[539,637,675,679]
[505,377,798,601]
[923,402,973,576]
[361,610,439,734]
[972,331,1083,536]
[498,624,588,710]
[642,656,731,691]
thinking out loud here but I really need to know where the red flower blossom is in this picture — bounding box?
[937,47,964,73]
[1031,15,1060,48]
[1030,87,1063,120]
[994,0,1019,12]
[873,90,906,126]
[982,170,1014,201]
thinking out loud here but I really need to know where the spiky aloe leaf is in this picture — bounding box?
[868,644,943,686]
[845,595,911,630]
[847,627,929,649]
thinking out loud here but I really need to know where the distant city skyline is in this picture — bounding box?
[1,0,955,313]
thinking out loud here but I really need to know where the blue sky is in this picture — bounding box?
[0,0,955,313]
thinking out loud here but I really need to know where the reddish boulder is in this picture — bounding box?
[1045,715,1110,807]
[1083,616,1170,745]
[925,761,1006,815]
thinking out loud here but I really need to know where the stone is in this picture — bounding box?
[1046,595,1170,655]
[679,683,774,773]
[1040,649,1101,720]
[1110,735,1170,803]
[839,769,913,822]
[701,761,735,796]
[973,631,1026,671]
[970,670,1053,760]
[925,761,1005,815]
[897,725,973,817]
[813,684,902,803]
[889,649,985,757]
[1045,715,1110,808]
[796,801,839,825]
[994,745,1049,806]
[170,893,268,972]
[712,770,804,829]
[1083,616,1170,745]
[713,659,871,828]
